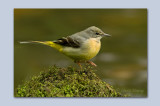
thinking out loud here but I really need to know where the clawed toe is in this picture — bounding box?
[74,60,97,69]
[74,60,82,69]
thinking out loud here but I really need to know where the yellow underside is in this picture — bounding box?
[33,38,101,61]
[61,38,101,61]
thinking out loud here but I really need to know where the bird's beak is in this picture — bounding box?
[102,33,111,37]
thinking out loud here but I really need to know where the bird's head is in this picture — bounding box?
[85,26,111,39]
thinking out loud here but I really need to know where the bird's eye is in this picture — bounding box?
[96,32,99,35]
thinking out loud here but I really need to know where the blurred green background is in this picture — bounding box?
[14,9,147,97]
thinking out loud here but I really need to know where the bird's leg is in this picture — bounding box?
[74,60,82,69]
[87,61,97,67]
[77,62,82,69]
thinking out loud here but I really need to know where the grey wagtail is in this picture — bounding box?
[20,26,111,68]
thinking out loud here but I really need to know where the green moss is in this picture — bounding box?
[15,65,126,97]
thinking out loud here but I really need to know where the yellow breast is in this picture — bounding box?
[83,38,101,60]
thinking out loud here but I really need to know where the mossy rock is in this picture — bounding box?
[15,65,125,97]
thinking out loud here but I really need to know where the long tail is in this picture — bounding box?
[19,41,63,52]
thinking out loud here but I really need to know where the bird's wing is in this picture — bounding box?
[53,36,81,48]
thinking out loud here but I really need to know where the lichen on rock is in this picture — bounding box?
[15,65,125,97]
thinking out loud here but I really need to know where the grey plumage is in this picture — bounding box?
[53,26,110,48]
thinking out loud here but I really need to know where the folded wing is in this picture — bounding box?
[54,36,81,48]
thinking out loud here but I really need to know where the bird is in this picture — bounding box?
[20,26,111,68]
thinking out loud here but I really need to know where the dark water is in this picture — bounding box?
[14,9,147,97]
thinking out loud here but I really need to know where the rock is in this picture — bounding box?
[15,65,125,97]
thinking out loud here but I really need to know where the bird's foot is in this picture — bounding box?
[87,61,97,67]
[77,62,82,69]
[74,60,82,69]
